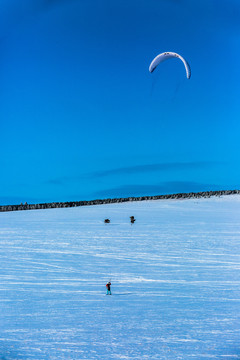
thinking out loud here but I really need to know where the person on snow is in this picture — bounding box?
[106,281,111,295]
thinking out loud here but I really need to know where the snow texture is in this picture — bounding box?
[0,195,240,359]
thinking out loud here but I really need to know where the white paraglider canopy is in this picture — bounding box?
[149,52,191,79]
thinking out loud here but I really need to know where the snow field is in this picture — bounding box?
[0,195,240,359]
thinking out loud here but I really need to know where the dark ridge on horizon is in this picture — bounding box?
[0,189,239,213]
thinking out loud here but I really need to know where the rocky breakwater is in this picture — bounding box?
[0,190,240,213]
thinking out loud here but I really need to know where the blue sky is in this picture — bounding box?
[0,0,240,204]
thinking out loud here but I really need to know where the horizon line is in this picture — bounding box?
[0,189,239,212]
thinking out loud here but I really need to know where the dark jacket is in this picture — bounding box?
[106,282,111,290]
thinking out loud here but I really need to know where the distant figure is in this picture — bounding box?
[130,216,136,224]
[106,281,111,295]
[104,219,110,224]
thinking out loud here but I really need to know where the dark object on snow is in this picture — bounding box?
[106,281,111,295]
[130,216,136,224]
[104,219,110,223]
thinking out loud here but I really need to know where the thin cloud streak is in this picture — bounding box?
[90,161,220,178]
[94,181,222,198]
[44,161,221,186]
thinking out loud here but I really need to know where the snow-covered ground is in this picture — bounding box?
[0,195,240,359]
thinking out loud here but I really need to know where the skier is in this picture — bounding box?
[106,281,111,295]
[130,216,135,224]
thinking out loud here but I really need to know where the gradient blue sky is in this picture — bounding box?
[0,0,240,204]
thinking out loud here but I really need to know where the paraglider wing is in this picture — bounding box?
[149,52,191,79]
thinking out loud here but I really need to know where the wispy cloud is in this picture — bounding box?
[44,161,221,186]
[46,179,66,186]
[94,181,222,198]
[90,161,219,178]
